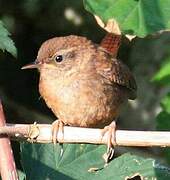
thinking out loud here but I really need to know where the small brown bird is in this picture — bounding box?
[22,35,137,161]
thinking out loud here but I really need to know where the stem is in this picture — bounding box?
[0,102,18,180]
[1,123,170,147]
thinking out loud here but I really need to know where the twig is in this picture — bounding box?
[1,123,170,147]
[0,102,18,180]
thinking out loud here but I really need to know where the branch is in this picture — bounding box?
[0,103,18,180]
[1,123,170,147]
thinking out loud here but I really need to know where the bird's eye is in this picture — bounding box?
[54,55,63,62]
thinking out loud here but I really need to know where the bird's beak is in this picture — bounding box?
[21,60,40,70]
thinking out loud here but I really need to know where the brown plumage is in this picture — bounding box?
[100,33,121,58]
[35,35,136,126]
[22,35,137,160]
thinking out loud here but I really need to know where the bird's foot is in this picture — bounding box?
[101,121,116,164]
[51,120,64,144]
[27,122,40,143]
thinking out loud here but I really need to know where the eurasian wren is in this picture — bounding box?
[22,35,137,160]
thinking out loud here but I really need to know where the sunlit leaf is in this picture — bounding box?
[84,0,170,37]
[152,58,170,85]
[0,20,17,57]
[160,93,170,114]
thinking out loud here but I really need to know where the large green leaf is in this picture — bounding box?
[0,20,17,57]
[84,0,170,37]
[20,143,170,180]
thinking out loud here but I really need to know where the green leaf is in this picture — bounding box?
[160,93,170,114]
[156,111,170,164]
[20,143,170,179]
[156,111,170,131]
[84,0,170,37]
[152,58,170,85]
[0,20,17,57]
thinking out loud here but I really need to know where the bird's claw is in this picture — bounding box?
[27,122,40,143]
[51,120,64,144]
[101,121,116,163]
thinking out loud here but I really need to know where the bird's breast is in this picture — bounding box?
[39,69,128,128]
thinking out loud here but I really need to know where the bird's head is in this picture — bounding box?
[22,35,96,73]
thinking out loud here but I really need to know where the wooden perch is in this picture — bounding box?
[1,123,170,147]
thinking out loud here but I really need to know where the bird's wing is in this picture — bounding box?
[95,49,137,100]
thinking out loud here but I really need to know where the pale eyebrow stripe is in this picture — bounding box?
[52,47,77,57]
